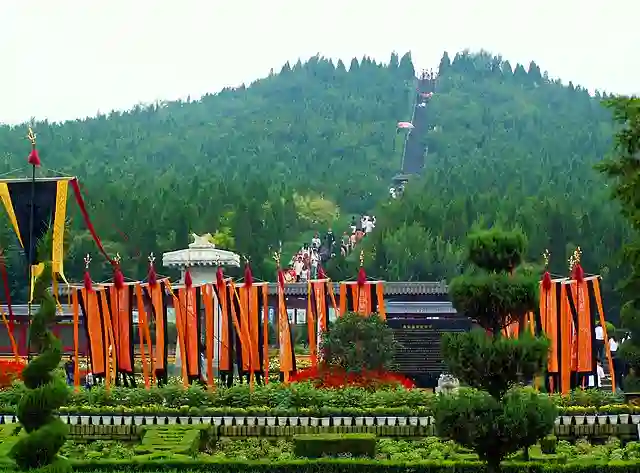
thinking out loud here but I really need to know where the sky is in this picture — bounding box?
[0,0,638,125]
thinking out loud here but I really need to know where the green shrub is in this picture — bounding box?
[62,458,640,472]
[10,263,70,473]
[320,312,396,372]
[293,433,376,458]
[436,228,556,473]
[540,435,557,454]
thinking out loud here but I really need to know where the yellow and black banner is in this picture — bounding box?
[0,178,70,269]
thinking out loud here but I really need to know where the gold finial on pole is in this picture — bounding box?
[359,250,364,267]
[542,249,550,268]
[26,126,36,146]
[84,254,92,269]
[568,246,582,272]
[148,252,156,265]
[272,251,281,268]
[114,252,122,264]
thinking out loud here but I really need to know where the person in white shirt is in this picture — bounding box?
[597,360,607,387]
[364,218,374,234]
[595,323,605,361]
[310,251,319,278]
[293,256,304,282]
[609,336,621,390]
[311,233,321,249]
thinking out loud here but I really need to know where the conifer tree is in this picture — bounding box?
[10,262,70,473]
[597,96,640,390]
[434,228,557,473]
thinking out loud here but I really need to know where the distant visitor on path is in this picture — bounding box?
[64,355,75,386]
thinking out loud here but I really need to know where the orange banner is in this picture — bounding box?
[203,284,215,390]
[576,280,592,372]
[81,288,105,376]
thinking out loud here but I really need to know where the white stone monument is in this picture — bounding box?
[162,233,241,379]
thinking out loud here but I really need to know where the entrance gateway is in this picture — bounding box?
[21,280,468,388]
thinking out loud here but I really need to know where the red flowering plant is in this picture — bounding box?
[0,359,26,388]
[291,311,415,390]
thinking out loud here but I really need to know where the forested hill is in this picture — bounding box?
[0,53,417,293]
[328,51,623,316]
[0,51,623,312]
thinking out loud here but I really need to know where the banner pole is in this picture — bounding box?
[25,126,41,362]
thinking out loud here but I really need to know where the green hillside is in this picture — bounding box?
[328,51,623,315]
[0,51,625,314]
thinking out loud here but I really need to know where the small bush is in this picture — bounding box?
[293,433,376,458]
[540,435,557,454]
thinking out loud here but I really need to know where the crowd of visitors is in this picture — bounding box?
[286,215,375,282]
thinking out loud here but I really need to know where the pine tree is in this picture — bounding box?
[596,96,640,390]
[434,228,557,473]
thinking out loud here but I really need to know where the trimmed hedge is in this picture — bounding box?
[0,383,625,416]
[293,434,376,458]
[59,459,640,472]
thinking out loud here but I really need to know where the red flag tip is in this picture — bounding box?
[27,148,41,167]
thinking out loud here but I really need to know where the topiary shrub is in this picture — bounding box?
[293,433,377,458]
[10,263,70,473]
[320,311,396,372]
[290,312,409,389]
[434,227,557,473]
[540,434,558,454]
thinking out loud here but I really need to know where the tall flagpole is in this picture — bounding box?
[26,126,41,361]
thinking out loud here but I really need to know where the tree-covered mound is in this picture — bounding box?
[0,51,621,310]
[330,52,623,314]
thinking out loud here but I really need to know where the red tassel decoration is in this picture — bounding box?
[277,269,286,289]
[572,264,584,284]
[28,148,41,167]
[357,267,367,286]
[318,266,327,280]
[542,271,552,292]
[184,269,193,289]
[244,264,253,288]
[216,267,225,289]
[84,270,93,292]
[148,265,157,288]
[113,265,125,290]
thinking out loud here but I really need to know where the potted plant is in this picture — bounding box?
[202,407,221,426]
[584,406,597,425]
[618,404,631,424]
[298,407,311,427]
[561,406,573,426]
[112,404,125,426]
[178,405,190,425]
[597,405,611,425]
[607,404,627,424]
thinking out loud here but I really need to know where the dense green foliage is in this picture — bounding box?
[319,312,396,372]
[328,52,623,317]
[9,263,69,472]
[0,50,623,316]
[597,97,640,389]
[435,228,556,473]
